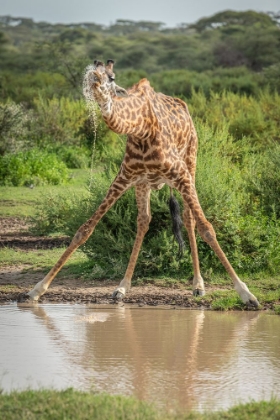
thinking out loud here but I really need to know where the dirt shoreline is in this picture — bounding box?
[0,268,211,307]
[0,274,272,310]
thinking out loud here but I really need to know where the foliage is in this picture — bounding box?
[31,95,88,147]
[246,145,280,218]
[30,188,90,235]
[53,145,90,169]
[0,389,159,420]
[150,67,261,98]
[189,90,280,147]
[0,149,69,186]
[0,71,67,104]
[274,305,280,315]
[190,10,278,32]
[1,10,280,101]
[263,63,280,93]
[0,389,280,420]
[0,101,32,155]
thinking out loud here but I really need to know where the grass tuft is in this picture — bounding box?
[0,389,279,420]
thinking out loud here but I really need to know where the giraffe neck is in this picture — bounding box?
[93,83,113,118]
[101,81,156,139]
[88,78,156,139]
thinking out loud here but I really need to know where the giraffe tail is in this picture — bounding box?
[168,189,185,257]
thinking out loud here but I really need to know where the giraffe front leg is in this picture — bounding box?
[23,175,130,302]
[112,184,151,300]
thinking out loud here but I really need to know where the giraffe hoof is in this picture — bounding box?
[193,289,205,297]
[17,292,32,303]
[246,298,260,309]
[112,287,126,301]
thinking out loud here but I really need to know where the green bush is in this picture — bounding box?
[246,145,280,218]
[190,90,280,140]
[51,145,90,169]
[31,96,88,147]
[0,149,69,186]
[0,101,32,155]
[30,188,91,236]
[151,67,260,98]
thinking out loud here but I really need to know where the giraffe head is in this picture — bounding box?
[83,59,127,104]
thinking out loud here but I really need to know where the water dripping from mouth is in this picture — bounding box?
[83,65,99,189]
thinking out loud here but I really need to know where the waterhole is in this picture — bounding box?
[0,303,280,412]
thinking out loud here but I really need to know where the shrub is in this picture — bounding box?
[0,149,69,186]
[0,101,32,155]
[32,96,88,147]
[51,145,90,169]
[246,144,280,218]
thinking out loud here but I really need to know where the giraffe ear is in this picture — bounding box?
[94,60,105,74]
[106,59,114,71]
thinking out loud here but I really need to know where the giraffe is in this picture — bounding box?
[26,59,259,307]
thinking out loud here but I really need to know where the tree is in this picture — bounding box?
[191,10,277,32]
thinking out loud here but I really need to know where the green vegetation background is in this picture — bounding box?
[0,10,280,287]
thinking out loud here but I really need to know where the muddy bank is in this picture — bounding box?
[0,266,275,310]
[0,271,210,307]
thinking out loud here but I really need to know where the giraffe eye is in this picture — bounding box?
[109,76,115,81]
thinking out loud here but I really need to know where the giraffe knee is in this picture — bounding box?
[198,223,216,244]
[138,214,151,233]
[71,227,89,246]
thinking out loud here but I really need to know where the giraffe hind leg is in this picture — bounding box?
[112,184,151,300]
[175,171,259,307]
[182,204,205,297]
[169,193,185,257]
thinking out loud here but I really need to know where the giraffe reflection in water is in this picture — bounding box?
[16,304,280,412]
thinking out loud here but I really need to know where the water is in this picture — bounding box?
[1,303,280,412]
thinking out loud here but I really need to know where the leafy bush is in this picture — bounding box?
[151,67,260,98]
[52,145,90,169]
[32,96,88,147]
[246,145,280,218]
[30,188,91,235]
[189,90,280,149]
[0,71,68,105]
[0,101,32,155]
[0,149,69,186]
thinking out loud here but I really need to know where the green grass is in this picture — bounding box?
[0,389,279,420]
[0,247,89,275]
[0,169,90,217]
[195,289,245,311]
[274,305,280,315]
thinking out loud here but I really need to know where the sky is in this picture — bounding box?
[1,0,280,27]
